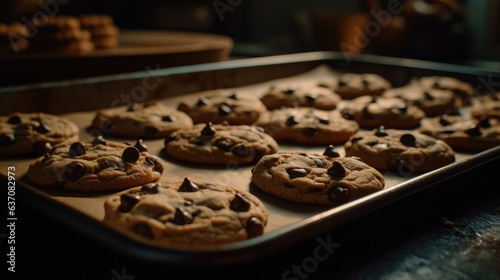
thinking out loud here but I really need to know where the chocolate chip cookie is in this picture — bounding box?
[383,86,457,116]
[259,85,341,110]
[164,122,278,165]
[91,102,193,138]
[409,76,475,105]
[251,152,385,205]
[103,177,268,247]
[27,137,164,191]
[254,107,358,145]
[0,112,79,156]
[331,73,392,99]
[344,126,455,173]
[470,92,500,120]
[341,96,425,129]
[419,115,500,151]
[177,91,266,125]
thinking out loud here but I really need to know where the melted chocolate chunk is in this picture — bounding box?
[361,106,373,119]
[134,139,148,152]
[35,122,51,134]
[162,114,176,122]
[216,139,233,152]
[423,91,434,100]
[316,116,329,125]
[302,127,317,138]
[0,133,15,146]
[233,144,252,157]
[374,126,388,137]
[92,135,106,145]
[439,116,452,126]
[338,79,347,87]
[285,116,299,126]
[33,142,52,156]
[69,142,87,157]
[218,103,231,116]
[246,217,264,238]
[396,104,408,113]
[229,92,238,100]
[286,168,308,178]
[465,124,481,136]
[323,145,340,157]
[329,186,349,203]
[196,97,210,106]
[133,223,154,239]
[64,162,86,181]
[327,161,346,177]
[230,193,251,212]
[122,147,140,163]
[119,193,140,212]
[172,208,193,225]
[478,117,491,128]
[282,89,295,95]
[400,133,416,147]
[7,115,21,124]
[178,177,199,192]
[141,183,160,194]
[341,108,355,120]
[201,122,216,136]
[305,94,317,103]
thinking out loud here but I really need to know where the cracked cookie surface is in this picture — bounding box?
[27,137,164,191]
[251,152,385,205]
[103,177,268,247]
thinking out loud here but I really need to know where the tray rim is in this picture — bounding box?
[4,51,500,266]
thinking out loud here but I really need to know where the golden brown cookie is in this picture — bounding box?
[331,73,392,99]
[103,177,268,247]
[0,112,79,156]
[344,126,455,173]
[470,92,500,120]
[383,86,457,116]
[259,85,341,110]
[27,137,164,192]
[251,152,385,205]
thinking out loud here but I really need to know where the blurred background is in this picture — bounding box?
[1,0,499,66]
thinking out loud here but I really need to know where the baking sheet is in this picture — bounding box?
[1,52,499,265]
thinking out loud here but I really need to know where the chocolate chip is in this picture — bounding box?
[338,79,347,87]
[341,108,355,120]
[465,124,481,136]
[400,133,416,147]
[374,126,388,137]
[0,133,15,146]
[229,92,238,100]
[162,114,176,122]
[478,117,491,128]
[69,142,87,157]
[396,104,408,113]
[361,106,373,119]
[327,161,346,177]
[218,103,231,116]
[305,94,317,103]
[133,223,154,239]
[439,116,451,126]
[122,147,140,163]
[285,116,299,126]
[396,157,414,175]
[323,145,340,157]
[172,208,193,225]
[145,126,159,137]
[351,137,363,143]
[246,217,264,238]
[233,144,252,157]
[119,193,140,212]
[216,139,233,151]
[302,127,317,138]
[286,168,308,179]
[423,91,434,100]
[7,115,21,124]
[329,186,349,203]
[145,156,157,166]
[127,103,139,112]
[282,89,295,95]
[141,183,160,194]
[201,122,216,136]
[196,97,210,106]
[134,139,148,152]
[64,162,86,181]
[361,78,370,87]
[35,122,51,134]
[33,142,52,156]
[316,116,329,125]
[230,193,251,212]
[92,135,106,145]
[179,177,199,192]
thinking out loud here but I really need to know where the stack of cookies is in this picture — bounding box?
[29,15,95,55]
[0,22,29,53]
[78,14,119,49]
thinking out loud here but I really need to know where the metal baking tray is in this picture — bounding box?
[1,51,499,266]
